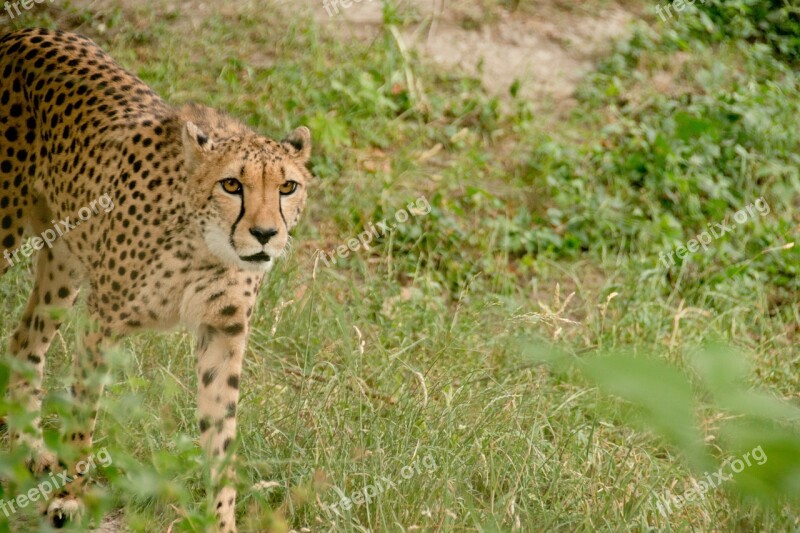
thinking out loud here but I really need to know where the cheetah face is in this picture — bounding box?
[182,122,312,272]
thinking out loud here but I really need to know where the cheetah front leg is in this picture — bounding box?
[46,311,114,527]
[195,311,250,533]
[7,245,81,475]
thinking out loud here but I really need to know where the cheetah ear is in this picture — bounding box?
[182,121,214,170]
[281,126,311,164]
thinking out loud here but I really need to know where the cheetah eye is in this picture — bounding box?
[279,181,298,196]
[220,178,242,195]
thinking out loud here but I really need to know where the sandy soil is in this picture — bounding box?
[61,0,636,109]
[90,509,127,533]
[299,0,636,109]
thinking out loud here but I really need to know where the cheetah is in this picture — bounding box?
[0,28,312,531]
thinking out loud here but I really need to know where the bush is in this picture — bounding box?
[695,0,800,64]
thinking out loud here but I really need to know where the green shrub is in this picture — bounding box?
[694,0,800,64]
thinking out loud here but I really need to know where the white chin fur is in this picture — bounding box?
[204,225,275,273]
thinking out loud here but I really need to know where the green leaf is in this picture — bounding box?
[675,112,715,141]
[580,353,707,468]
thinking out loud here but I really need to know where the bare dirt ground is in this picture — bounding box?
[73,0,637,110]
[299,0,637,110]
[90,509,126,533]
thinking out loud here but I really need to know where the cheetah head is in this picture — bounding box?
[182,119,312,272]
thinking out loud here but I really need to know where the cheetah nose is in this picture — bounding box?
[249,227,278,245]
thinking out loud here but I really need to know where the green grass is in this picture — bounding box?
[1,0,799,531]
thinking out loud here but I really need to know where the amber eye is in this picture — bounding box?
[279,181,298,195]
[221,178,242,194]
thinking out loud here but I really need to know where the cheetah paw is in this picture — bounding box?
[45,496,85,529]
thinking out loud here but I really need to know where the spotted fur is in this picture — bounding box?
[0,28,312,531]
